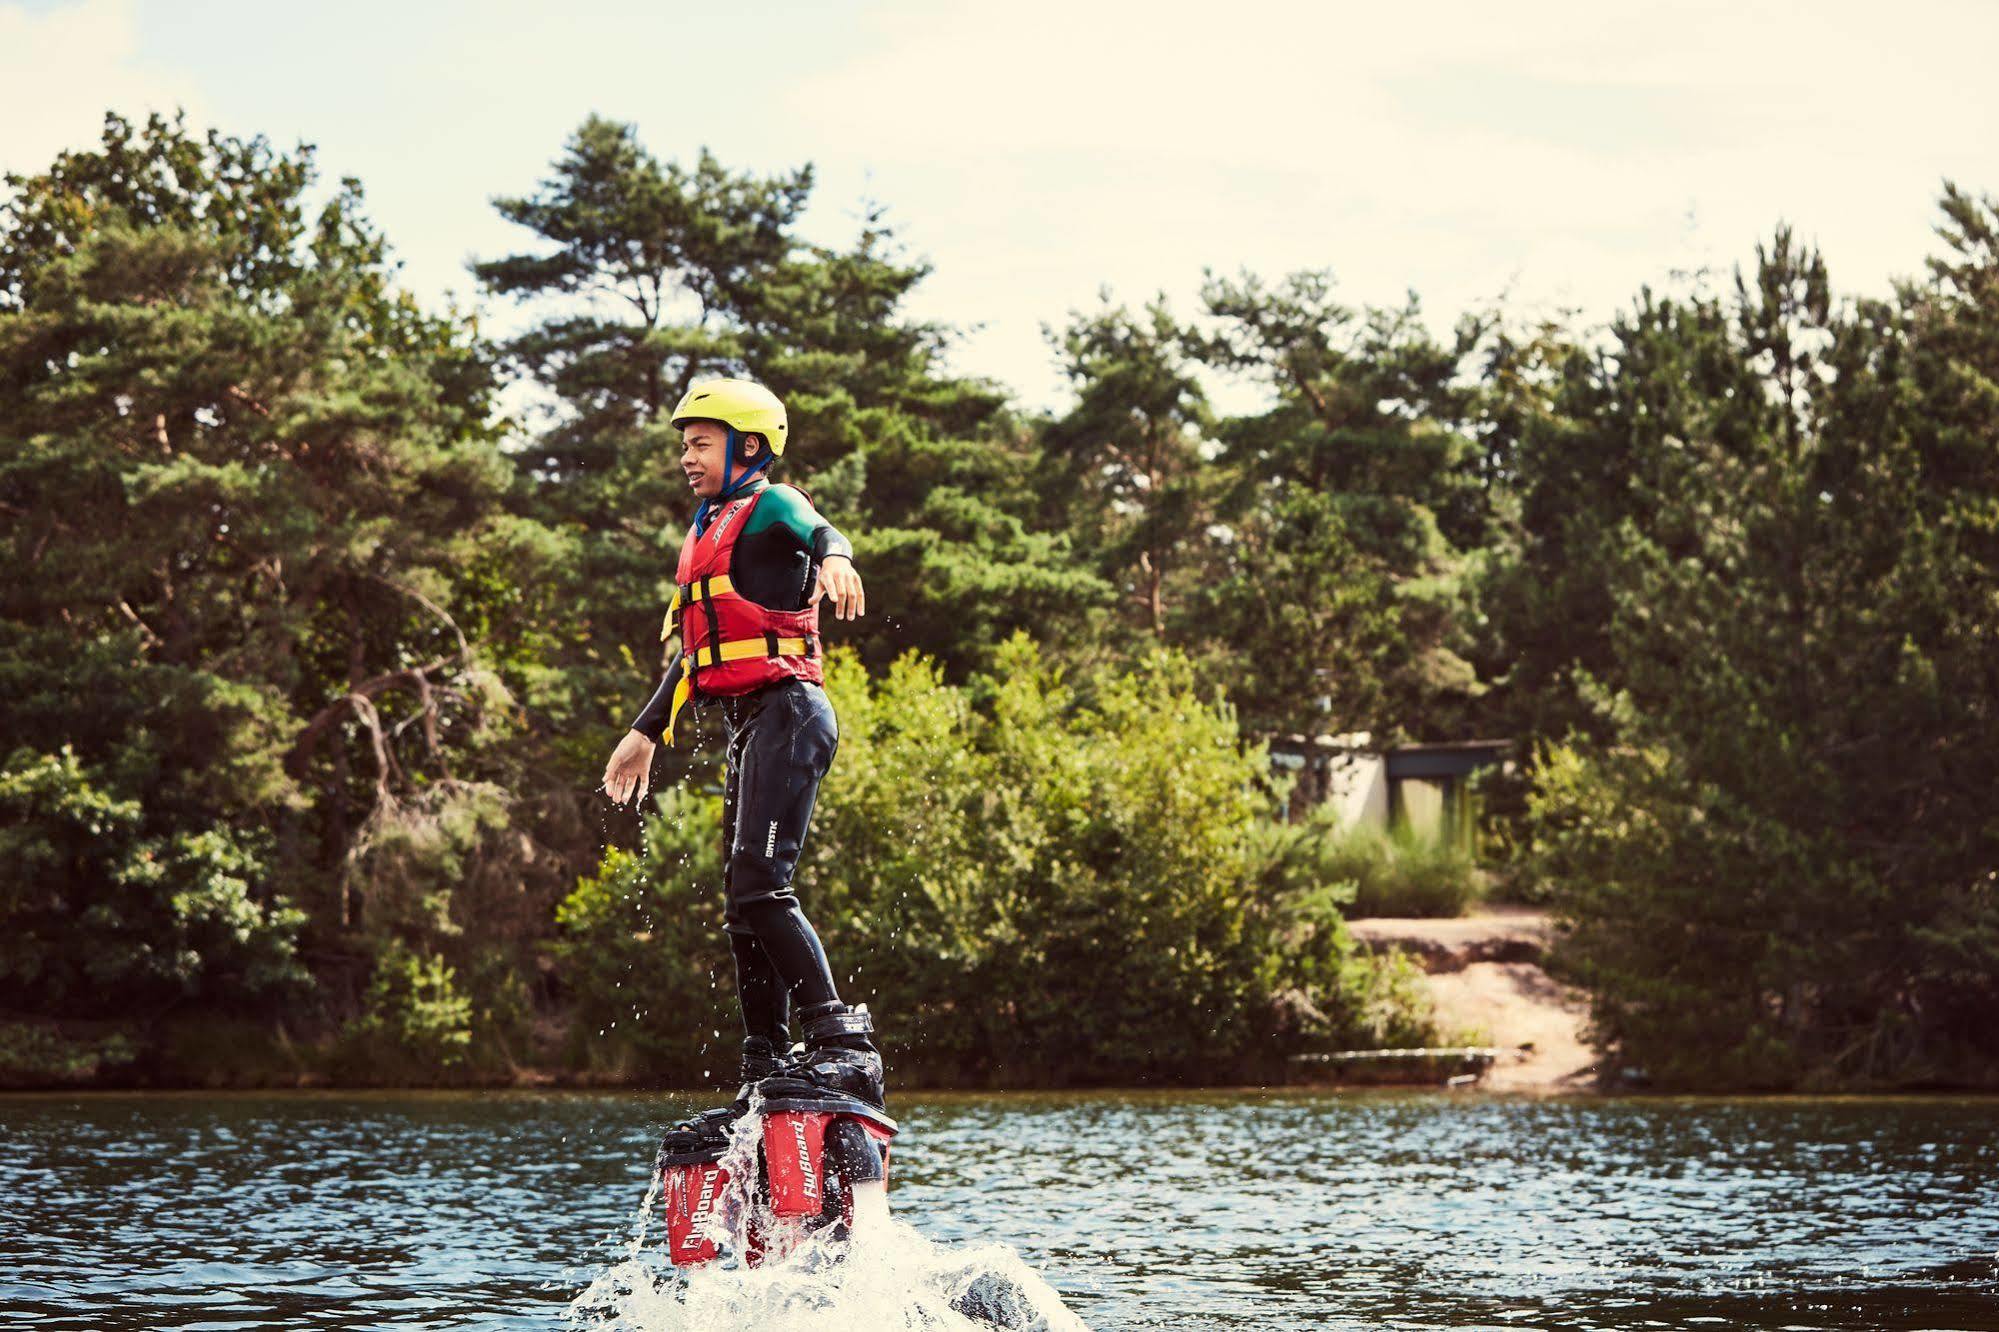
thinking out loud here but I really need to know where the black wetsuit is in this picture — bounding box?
[631,481,855,1049]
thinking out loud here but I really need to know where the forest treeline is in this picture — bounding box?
[2,113,1994,1092]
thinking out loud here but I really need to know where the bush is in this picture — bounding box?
[1530,738,1999,1091]
[552,787,738,1084]
[0,746,308,1014]
[331,941,476,1084]
[1295,816,1483,919]
[556,638,1436,1086]
[0,1021,138,1088]
[154,1015,311,1088]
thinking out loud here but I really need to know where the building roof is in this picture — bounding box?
[1267,734,1513,780]
[1386,741,1512,780]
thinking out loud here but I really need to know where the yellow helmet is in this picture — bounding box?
[670,378,788,456]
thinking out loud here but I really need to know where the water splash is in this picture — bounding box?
[567,1110,1089,1332]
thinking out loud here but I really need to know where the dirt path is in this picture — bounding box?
[1347,906,1599,1091]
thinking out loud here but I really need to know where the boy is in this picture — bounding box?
[601,378,884,1124]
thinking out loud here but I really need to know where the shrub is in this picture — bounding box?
[552,787,737,1083]
[331,941,476,1083]
[0,746,307,1013]
[556,638,1436,1086]
[1303,817,1483,918]
[0,1021,138,1088]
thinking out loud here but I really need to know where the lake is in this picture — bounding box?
[3,1089,1995,1330]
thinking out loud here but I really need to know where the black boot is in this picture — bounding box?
[658,1034,786,1151]
[756,1003,886,1112]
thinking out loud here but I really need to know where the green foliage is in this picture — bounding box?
[1187,489,1402,737]
[6,108,1993,1092]
[1249,817,1438,1049]
[0,746,306,1011]
[342,779,517,939]
[0,112,548,1060]
[1036,272,1504,741]
[0,1021,138,1088]
[552,788,737,1081]
[1524,212,1999,1089]
[834,638,1291,1081]
[1192,272,1499,738]
[1042,297,1216,639]
[332,940,476,1083]
[153,1016,310,1088]
[1290,816,1484,920]
[557,643,1436,1086]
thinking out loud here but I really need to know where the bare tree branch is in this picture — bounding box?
[347,691,399,810]
[374,575,470,658]
[115,600,162,651]
[287,650,464,773]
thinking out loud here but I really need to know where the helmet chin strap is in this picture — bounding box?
[696,427,774,535]
[720,427,774,497]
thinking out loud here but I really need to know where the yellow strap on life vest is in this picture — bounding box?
[661,633,816,744]
[690,635,816,669]
[659,574,738,642]
[663,671,694,745]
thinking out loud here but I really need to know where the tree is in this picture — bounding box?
[1042,296,1214,640]
[0,113,520,1022]
[1529,217,1999,1088]
[1468,313,1605,745]
[1195,271,1496,738]
[1185,488,1402,740]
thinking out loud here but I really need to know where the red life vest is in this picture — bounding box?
[662,486,822,724]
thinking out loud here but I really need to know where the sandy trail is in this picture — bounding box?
[1347,906,1598,1091]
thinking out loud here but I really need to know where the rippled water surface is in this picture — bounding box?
[3,1089,1996,1330]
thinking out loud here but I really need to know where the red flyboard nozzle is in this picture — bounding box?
[661,1161,730,1265]
[762,1111,833,1217]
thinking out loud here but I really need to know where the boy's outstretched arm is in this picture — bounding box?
[755,484,864,620]
[784,486,864,620]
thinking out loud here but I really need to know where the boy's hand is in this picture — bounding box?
[602,730,656,806]
[817,554,866,621]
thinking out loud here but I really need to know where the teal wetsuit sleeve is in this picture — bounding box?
[749,484,854,564]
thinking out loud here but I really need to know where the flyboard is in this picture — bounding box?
[656,1077,897,1268]
[635,1080,1079,1328]
[645,1056,1083,1330]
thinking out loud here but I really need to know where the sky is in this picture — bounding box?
[2,0,1995,409]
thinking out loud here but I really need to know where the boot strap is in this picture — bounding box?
[801,1003,874,1041]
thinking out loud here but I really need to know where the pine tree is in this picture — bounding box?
[0,113,514,1018]
[1529,217,1999,1088]
[1042,296,1215,642]
[477,116,1104,757]
[1195,271,1495,738]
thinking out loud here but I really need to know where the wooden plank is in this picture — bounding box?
[1288,1047,1508,1064]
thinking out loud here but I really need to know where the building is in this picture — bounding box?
[1267,732,1512,852]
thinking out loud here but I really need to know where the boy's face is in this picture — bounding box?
[680,420,763,499]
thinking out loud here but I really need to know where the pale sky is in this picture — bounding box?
[3,0,1995,409]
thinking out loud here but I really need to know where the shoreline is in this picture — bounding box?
[5,1083,1998,1103]
[1345,905,1599,1092]
[9,908,1988,1099]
